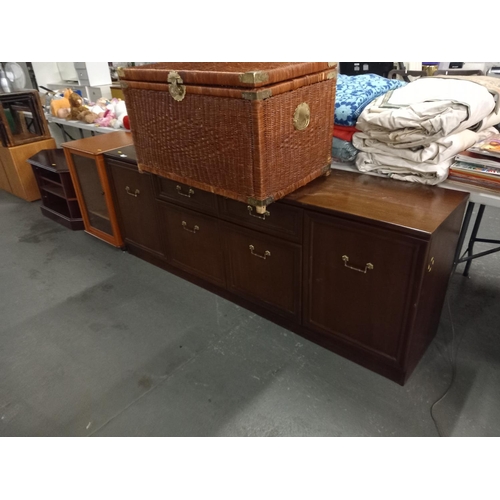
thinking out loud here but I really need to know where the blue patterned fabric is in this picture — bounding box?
[331,137,358,162]
[335,74,407,127]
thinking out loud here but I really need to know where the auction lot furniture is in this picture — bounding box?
[62,131,133,247]
[27,148,84,230]
[103,145,468,385]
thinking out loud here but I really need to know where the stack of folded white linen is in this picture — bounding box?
[352,75,500,184]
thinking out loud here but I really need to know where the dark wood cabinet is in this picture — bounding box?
[223,222,302,321]
[303,211,424,361]
[160,203,226,287]
[104,146,164,259]
[27,149,84,230]
[103,147,469,385]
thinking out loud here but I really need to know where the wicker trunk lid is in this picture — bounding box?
[121,62,337,211]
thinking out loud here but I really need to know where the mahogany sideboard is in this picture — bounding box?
[104,146,469,385]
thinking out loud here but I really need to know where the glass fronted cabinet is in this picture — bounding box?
[62,131,134,247]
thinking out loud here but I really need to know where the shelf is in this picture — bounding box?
[41,184,65,199]
[40,176,63,188]
[40,183,77,201]
[41,192,71,218]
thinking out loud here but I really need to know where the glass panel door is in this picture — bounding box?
[70,153,113,235]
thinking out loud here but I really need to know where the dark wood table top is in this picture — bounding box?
[61,131,134,155]
[26,148,69,173]
[102,144,138,165]
[284,169,470,238]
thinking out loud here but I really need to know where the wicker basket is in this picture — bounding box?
[120,62,337,212]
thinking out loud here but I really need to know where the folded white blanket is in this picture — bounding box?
[356,78,496,148]
[355,153,451,185]
[354,127,499,185]
[352,127,498,165]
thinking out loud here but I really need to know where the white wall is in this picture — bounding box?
[31,62,61,89]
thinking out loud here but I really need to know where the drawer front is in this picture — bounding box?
[154,177,218,215]
[160,203,225,287]
[223,222,301,320]
[77,68,89,82]
[218,197,302,243]
[107,159,163,255]
[304,212,425,361]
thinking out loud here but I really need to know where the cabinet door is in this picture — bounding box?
[223,222,302,321]
[68,152,113,235]
[107,160,164,256]
[160,203,226,287]
[64,150,123,246]
[304,212,425,361]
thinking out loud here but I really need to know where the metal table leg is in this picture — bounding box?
[463,204,486,276]
[454,204,500,277]
[452,201,475,273]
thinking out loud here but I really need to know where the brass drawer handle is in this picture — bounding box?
[247,205,270,220]
[249,245,271,260]
[182,221,199,233]
[176,185,194,198]
[342,255,374,273]
[125,186,140,197]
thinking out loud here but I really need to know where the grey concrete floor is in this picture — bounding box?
[1,189,499,437]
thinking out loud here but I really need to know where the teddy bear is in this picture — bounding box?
[67,91,88,121]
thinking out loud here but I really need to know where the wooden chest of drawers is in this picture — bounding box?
[103,150,469,385]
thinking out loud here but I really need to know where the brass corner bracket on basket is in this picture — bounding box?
[327,70,337,81]
[239,71,270,85]
[247,196,275,214]
[241,89,273,101]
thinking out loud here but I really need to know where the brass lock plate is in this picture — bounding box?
[168,71,186,102]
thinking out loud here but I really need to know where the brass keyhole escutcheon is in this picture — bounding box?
[293,102,310,131]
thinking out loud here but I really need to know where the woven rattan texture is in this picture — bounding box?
[125,78,336,206]
[126,89,256,196]
[255,79,336,200]
[122,63,333,88]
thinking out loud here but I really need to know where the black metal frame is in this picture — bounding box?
[453,202,500,276]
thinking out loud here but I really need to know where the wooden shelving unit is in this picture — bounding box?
[27,149,84,230]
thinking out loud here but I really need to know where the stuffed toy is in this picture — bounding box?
[91,98,130,129]
[67,92,88,121]
[50,88,73,118]
[78,108,98,124]
[94,98,119,128]
[113,99,130,130]
[95,106,117,128]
